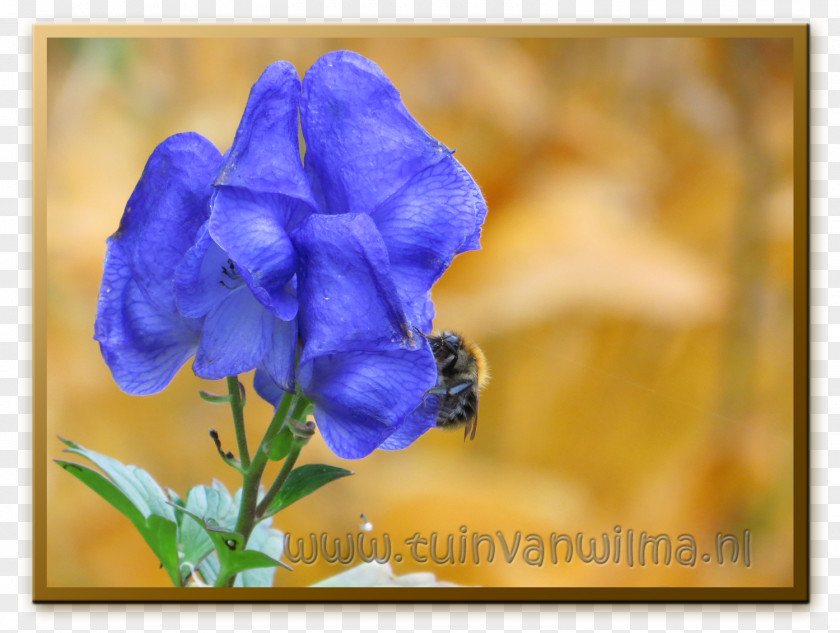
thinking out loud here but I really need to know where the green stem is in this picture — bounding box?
[289,396,313,423]
[255,440,304,519]
[255,396,312,519]
[234,393,295,537]
[226,376,250,470]
[223,391,297,587]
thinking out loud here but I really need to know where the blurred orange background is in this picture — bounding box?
[45,34,796,588]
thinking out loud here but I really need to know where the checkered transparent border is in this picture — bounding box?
[3,1,835,632]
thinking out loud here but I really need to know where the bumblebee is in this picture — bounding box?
[415,329,490,441]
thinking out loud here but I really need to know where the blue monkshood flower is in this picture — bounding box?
[172,222,297,390]
[211,52,488,458]
[208,61,315,328]
[292,212,440,458]
[94,132,222,395]
[95,132,297,395]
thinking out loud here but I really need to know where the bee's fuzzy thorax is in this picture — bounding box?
[462,337,490,389]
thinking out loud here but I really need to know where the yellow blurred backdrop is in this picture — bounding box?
[45,35,796,588]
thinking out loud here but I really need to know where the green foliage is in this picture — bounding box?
[173,497,289,587]
[267,426,294,461]
[58,429,353,587]
[261,464,353,517]
[56,439,290,588]
[176,481,238,581]
[55,438,181,586]
[174,480,288,587]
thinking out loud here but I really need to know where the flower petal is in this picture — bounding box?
[173,223,230,319]
[297,348,437,459]
[94,132,222,394]
[211,61,315,322]
[403,290,435,336]
[292,213,413,356]
[453,162,488,254]
[292,212,437,457]
[209,187,299,321]
[95,243,202,395]
[214,61,311,201]
[261,316,298,394]
[253,367,284,408]
[370,156,481,300]
[111,133,222,296]
[300,50,452,216]
[379,396,439,450]
[192,288,275,380]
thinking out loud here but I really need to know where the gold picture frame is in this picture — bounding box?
[33,23,808,602]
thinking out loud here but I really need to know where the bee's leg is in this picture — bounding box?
[422,386,449,407]
[422,381,471,407]
[441,353,458,372]
[469,409,478,441]
[447,382,472,396]
[442,337,460,355]
[462,410,478,442]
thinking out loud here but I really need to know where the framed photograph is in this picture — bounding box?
[33,24,808,601]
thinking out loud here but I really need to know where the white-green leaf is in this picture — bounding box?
[58,437,175,521]
[172,482,289,587]
[55,440,181,586]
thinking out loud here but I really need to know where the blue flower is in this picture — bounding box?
[95,131,297,395]
[208,61,314,325]
[96,52,487,459]
[291,212,439,458]
[94,132,222,395]
[212,52,487,457]
[172,223,297,390]
[300,52,487,309]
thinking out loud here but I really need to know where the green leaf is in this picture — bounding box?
[165,487,185,514]
[236,521,287,587]
[196,548,220,587]
[225,548,289,585]
[145,514,181,586]
[193,523,288,587]
[174,505,290,586]
[55,447,181,586]
[58,437,175,521]
[55,461,146,533]
[195,528,288,587]
[262,464,353,517]
[171,482,290,587]
[178,482,239,577]
[267,427,294,461]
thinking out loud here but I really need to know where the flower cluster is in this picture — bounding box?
[94,51,487,459]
